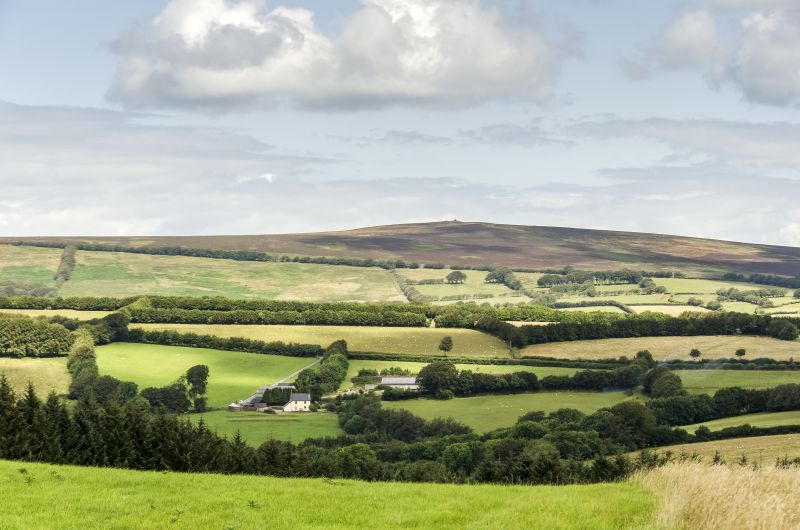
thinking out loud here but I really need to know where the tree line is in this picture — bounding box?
[123,328,323,357]
[53,245,77,288]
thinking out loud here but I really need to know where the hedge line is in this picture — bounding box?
[0,296,137,311]
[122,328,322,357]
[346,351,627,369]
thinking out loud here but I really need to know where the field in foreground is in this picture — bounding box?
[0,357,69,396]
[636,434,800,463]
[132,324,510,358]
[522,335,800,361]
[95,343,312,408]
[0,459,654,530]
[195,410,341,444]
[636,462,800,529]
[385,392,634,433]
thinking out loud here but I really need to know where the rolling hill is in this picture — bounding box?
[4,221,800,275]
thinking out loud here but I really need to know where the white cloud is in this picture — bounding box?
[107,0,577,110]
[628,4,800,106]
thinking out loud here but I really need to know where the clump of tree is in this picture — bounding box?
[0,314,74,357]
[53,245,77,287]
[438,336,453,356]
[295,341,349,401]
[484,266,522,290]
[141,364,209,413]
[446,271,467,284]
[0,281,58,297]
[767,320,799,341]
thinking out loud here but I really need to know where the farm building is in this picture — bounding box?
[283,393,311,412]
[380,376,419,391]
[230,385,272,412]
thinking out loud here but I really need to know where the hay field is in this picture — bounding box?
[59,250,405,302]
[676,369,800,394]
[682,411,800,432]
[0,309,112,320]
[522,336,800,361]
[0,245,61,285]
[131,323,511,358]
[0,357,69,396]
[630,305,708,316]
[637,434,800,463]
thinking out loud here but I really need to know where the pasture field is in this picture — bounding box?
[0,357,69,396]
[557,306,626,314]
[629,305,708,316]
[384,391,634,433]
[554,294,671,305]
[676,370,800,394]
[395,267,531,304]
[131,324,511,358]
[95,343,312,408]
[0,244,61,285]
[521,335,800,361]
[653,278,773,294]
[0,309,112,320]
[59,249,405,302]
[196,410,341,445]
[682,411,800,432]
[720,301,760,313]
[636,434,800,463]
[341,360,581,390]
[0,459,655,530]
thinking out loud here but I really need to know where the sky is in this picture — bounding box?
[1,0,799,246]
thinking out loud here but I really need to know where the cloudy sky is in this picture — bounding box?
[1,0,799,245]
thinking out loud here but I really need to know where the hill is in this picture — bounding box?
[5,221,800,275]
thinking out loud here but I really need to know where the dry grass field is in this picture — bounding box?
[59,249,405,302]
[636,462,800,529]
[635,434,800,463]
[630,305,708,316]
[0,357,69,396]
[132,323,510,358]
[521,335,800,361]
[0,309,112,320]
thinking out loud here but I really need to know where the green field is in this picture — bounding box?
[341,360,581,390]
[196,410,341,444]
[0,244,61,286]
[0,459,655,530]
[59,249,405,302]
[95,343,312,408]
[676,370,800,394]
[396,267,531,304]
[522,335,800,361]
[636,434,800,463]
[132,324,510,358]
[0,309,112,320]
[385,392,634,433]
[0,357,69,396]
[682,411,800,432]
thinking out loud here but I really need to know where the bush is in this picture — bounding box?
[768,320,799,341]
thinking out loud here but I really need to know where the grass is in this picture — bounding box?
[682,411,800,432]
[522,335,800,361]
[653,278,773,294]
[385,391,635,433]
[396,268,531,304]
[557,306,627,314]
[341,360,582,390]
[636,462,800,529]
[0,245,61,286]
[196,410,341,445]
[629,305,708,316]
[132,324,510,358]
[0,459,656,530]
[635,434,800,463]
[95,343,312,408]
[0,357,69,396]
[59,249,405,302]
[0,309,112,320]
[676,370,800,394]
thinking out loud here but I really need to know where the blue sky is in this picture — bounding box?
[1,0,799,245]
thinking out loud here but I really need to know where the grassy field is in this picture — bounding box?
[653,278,773,294]
[637,434,800,463]
[0,309,112,320]
[557,306,627,314]
[629,305,708,316]
[676,370,800,394]
[682,411,800,432]
[341,360,581,390]
[522,336,800,361]
[59,249,405,302]
[396,267,531,304]
[0,357,69,396]
[132,324,510,358]
[385,392,634,433]
[0,244,61,286]
[0,459,655,530]
[196,410,342,444]
[95,343,312,408]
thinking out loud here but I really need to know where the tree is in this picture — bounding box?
[768,320,799,341]
[735,348,746,358]
[417,361,459,395]
[446,271,466,284]
[689,348,701,358]
[186,365,210,399]
[438,336,453,356]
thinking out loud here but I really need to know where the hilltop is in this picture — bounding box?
[4,221,800,276]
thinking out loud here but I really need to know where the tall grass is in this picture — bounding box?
[635,462,800,529]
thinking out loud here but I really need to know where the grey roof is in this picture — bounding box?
[288,393,310,402]
[380,376,418,385]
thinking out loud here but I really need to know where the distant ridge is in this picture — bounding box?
[3,221,800,276]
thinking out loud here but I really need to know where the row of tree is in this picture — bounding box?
[123,328,322,357]
[53,245,77,287]
[722,272,800,290]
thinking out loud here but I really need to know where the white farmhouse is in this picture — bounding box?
[380,376,419,391]
[283,392,311,412]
